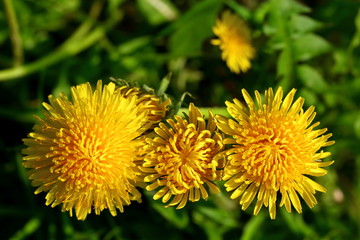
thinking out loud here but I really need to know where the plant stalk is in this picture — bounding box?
[3,0,23,67]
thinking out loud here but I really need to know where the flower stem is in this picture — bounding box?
[0,0,105,82]
[2,0,23,67]
[0,27,105,81]
[271,0,295,92]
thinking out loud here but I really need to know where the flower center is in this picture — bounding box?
[156,124,217,192]
[238,114,307,190]
[49,124,105,186]
[47,115,136,192]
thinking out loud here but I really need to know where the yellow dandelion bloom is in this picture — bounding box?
[211,10,255,74]
[22,80,151,220]
[119,85,171,124]
[216,87,334,219]
[140,103,224,209]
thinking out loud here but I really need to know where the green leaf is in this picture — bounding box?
[277,49,292,78]
[151,201,189,229]
[280,209,316,237]
[193,205,238,240]
[9,217,41,240]
[276,48,295,91]
[225,0,251,20]
[349,9,360,76]
[115,36,152,56]
[240,211,266,240]
[137,0,179,25]
[171,91,194,116]
[195,205,238,227]
[156,72,171,97]
[349,9,360,50]
[323,91,338,108]
[291,15,322,34]
[354,112,360,139]
[107,0,125,12]
[168,0,222,57]
[272,0,310,14]
[293,33,332,61]
[332,49,349,75]
[253,1,271,25]
[297,64,328,92]
[266,0,311,36]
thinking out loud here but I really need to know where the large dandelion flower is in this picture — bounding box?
[22,80,151,220]
[211,10,255,74]
[140,103,224,209]
[216,88,334,219]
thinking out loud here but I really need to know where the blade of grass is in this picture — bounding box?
[280,208,316,237]
[3,0,23,66]
[0,0,107,81]
[240,211,266,240]
[9,217,41,240]
[0,26,105,81]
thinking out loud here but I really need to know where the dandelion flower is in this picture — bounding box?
[211,10,255,74]
[216,87,334,219]
[140,103,224,209]
[22,80,151,220]
[118,85,171,124]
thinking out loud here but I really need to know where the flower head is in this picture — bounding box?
[140,103,224,209]
[216,87,334,219]
[22,80,151,220]
[211,10,255,74]
[118,85,171,124]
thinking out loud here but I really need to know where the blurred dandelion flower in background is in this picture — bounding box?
[140,103,224,209]
[211,10,255,74]
[22,80,153,220]
[216,87,334,219]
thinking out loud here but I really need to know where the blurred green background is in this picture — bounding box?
[0,0,359,239]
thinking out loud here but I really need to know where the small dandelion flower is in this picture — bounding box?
[140,103,224,209]
[216,87,334,219]
[22,80,151,220]
[119,85,171,124]
[211,10,255,74]
[137,94,171,123]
